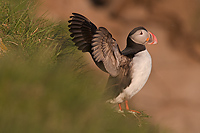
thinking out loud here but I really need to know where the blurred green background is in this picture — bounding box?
[0,1,162,133]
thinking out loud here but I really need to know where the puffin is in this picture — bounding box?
[68,13,157,113]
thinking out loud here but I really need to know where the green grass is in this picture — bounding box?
[0,1,163,133]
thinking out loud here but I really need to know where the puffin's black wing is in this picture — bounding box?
[68,13,96,52]
[68,13,128,76]
[68,13,107,72]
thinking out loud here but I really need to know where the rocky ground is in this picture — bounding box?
[37,0,200,132]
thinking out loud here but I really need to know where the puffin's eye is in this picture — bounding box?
[140,31,143,35]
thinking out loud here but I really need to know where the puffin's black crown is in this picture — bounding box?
[128,26,147,36]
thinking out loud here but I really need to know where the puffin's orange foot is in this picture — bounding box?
[127,109,141,114]
[125,100,141,114]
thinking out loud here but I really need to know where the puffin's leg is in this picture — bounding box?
[118,103,122,111]
[125,100,140,114]
[118,103,124,113]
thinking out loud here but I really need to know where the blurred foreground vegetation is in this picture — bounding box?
[0,1,162,133]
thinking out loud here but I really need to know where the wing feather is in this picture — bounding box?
[91,27,129,77]
[68,13,108,72]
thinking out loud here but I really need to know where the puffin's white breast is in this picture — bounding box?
[111,50,152,103]
[124,49,152,99]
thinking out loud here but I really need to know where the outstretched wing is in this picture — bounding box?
[69,13,108,72]
[68,13,129,77]
[68,13,97,52]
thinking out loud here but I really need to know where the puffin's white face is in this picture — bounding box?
[130,29,149,44]
[130,29,157,45]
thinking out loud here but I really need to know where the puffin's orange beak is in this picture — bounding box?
[147,32,157,45]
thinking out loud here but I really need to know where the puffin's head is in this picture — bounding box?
[128,26,157,45]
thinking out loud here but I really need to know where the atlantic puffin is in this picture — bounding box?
[68,13,157,113]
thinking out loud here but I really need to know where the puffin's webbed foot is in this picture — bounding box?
[125,100,141,114]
